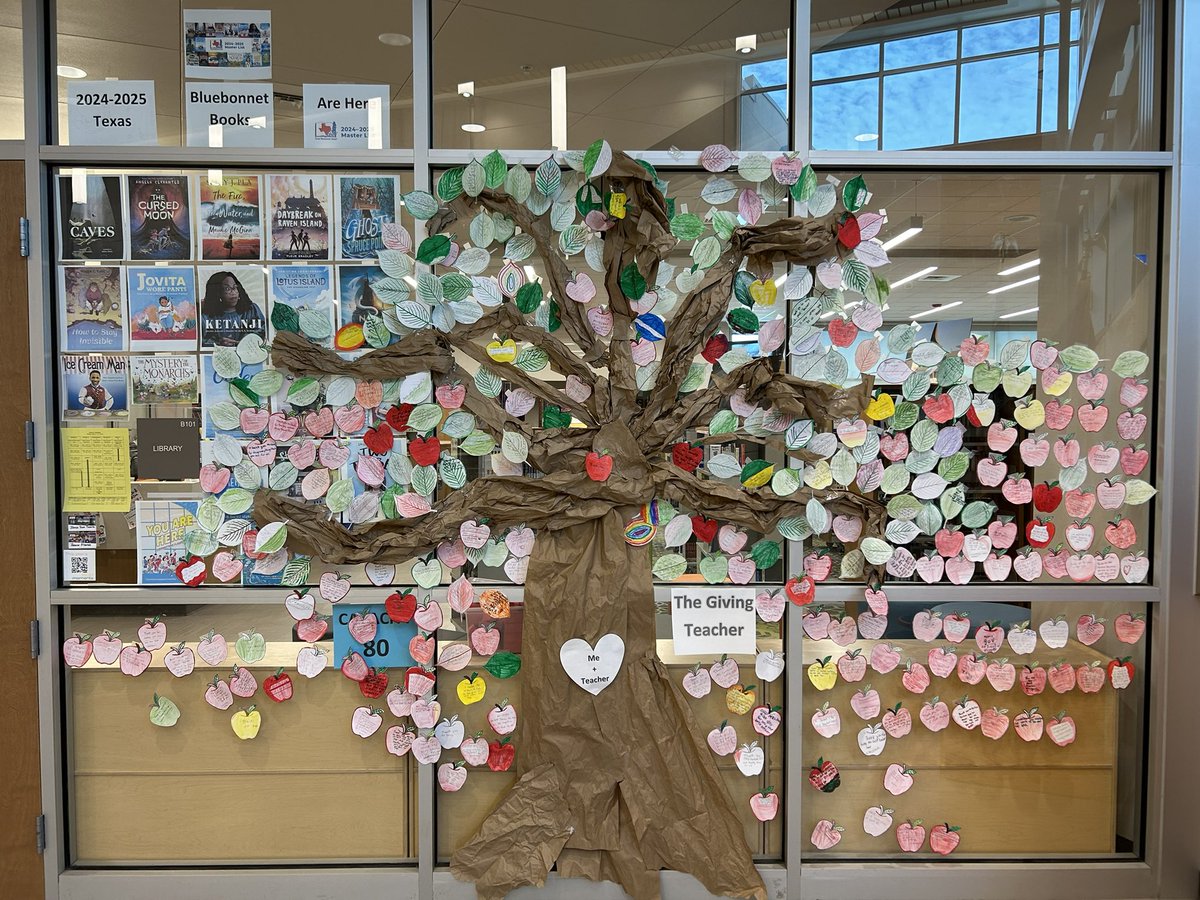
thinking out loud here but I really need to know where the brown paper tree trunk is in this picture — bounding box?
[450,510,766,900]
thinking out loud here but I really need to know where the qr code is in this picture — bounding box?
[70,556,89,574]
[64,550,95,582]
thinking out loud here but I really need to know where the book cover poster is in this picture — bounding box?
[59,265,127,351]
[269,174,331,260]
[198,264,267,347]
[56,174,124,261]
[61,353,129,419]
[336,265,392,347]
[130,354,199,404]
[127,265,198,351]
[269,264,335,345]
[198,174,261,260]
[336,174,398,260]
[184,10,271,80]
[200,353,263,438]
[135,498,199,585]
[127,174,192,260]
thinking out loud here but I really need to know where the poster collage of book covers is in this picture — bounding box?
[56,169,408,584]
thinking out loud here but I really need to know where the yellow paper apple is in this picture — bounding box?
[1002,368,1033,398]
[485,338,518,364]
[1042,369,1072,396]
[726,683,756,715]
[1014,398,1046,430]
[456,672,487,706]
[864,393,895,421]
[607,191,628,219]
[231,705,261,740]
[804,460,833,490]
[749,279,777,307]
[807,657,838,691]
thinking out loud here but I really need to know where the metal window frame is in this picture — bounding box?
[23,0,1196,898]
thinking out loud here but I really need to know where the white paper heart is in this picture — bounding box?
[559,634,625,695]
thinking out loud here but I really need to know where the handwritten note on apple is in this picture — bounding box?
[560,634,625,695]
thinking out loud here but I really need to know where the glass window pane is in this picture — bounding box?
[962,15,1041,57]
[0,0,21,139]
[813,44,880,81]
[433,0,791,150]
[884,31,957,70]
[68,603,417,864]
[55,1,414,148]
[811,0,1160,151]
[959,51,1039,143]
[742,58,787,89]
[812,78,879,150]
[882,66,956,149]
[739,87,789,151]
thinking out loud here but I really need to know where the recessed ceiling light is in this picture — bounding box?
[890,266,938,289]
[1004,214,1036,223]
[736,34,757,54]
[461,123,486,133]
[377,33,411,46]
[909,300,963,320]
[57,65,87,79]
[881,216,923,251]
[988,274,1039,294]
[998,256,1040,276]
[854,132,879,142]
[999,306,1039,319]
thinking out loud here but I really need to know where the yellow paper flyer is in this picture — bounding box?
[62,427,131,511]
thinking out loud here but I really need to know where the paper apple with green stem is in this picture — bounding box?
[1114,612,1146,644]
[231,706,261,740]
[358,667,389,699]
[229,665,257,698]
[204,676,234,710]
[882,702,912,738]
[62,633,92,668]
[92,630,122,665]
[318,571,352,603]
[438,760,469,791]
[707,720,737,756]
[850,684,881,720]
[584,450,613,482]
[929,823,962,855]
[385,589,418,623]
[385,723,417,757]
[810,819,844,850]
[884,763,915,795]
[682,664,712,698]
[435,714,466,749]
[808,757,841,793]
[755,649,785,683]
[163,642,195,677]
[1047,660,1076,693]
[919,696,950,732]
[296,615,329,643]
[411,693,441,729]
[488,736,516,772]
[352,705,384,738]
[487,698,517,736]
[460,732,490,766]
[942,611,971,644]
[1108,657,1135,689]
[284,588,315,621]
[896,819,926,853]
[1047,711,1077,746]
[148,693,180,728]
[404,665,435,696]
[981,706,1010,740]
[1014,708,1044,741]
[264,667,294,702]
[137,616,167,651]
[1076,661,1106,693]
[118,643,151,677]
[341,651,369,683]
[749,787,779,822]
[347,610,379,644]
[235,628,266,663]
[810,702,841,738]
[751,704,782,737]
[863,806,894,837]
[296,645,327,678]
[471,622,500,656]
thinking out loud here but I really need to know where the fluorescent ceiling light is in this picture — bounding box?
[461,122,486,133]
[881,216,923,251]
[458,81,475,98]
[998,256,1040,276]
[378,33,411,46]
[551,66,567,150]
[988,274,1039,294]
[890,266,938,289]
[854,132,879,142]
[736,34,757,54]
[999,306,1039,319]
[909,301,963,320]
[57,65,87,78]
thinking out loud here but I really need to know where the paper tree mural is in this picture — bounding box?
[178,144,1154,899]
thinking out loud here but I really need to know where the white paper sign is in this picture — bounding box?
[303,84,389,149]
[185,82,274,147]
[67,81,158,146]
[63,549,96,582]
[184,10,272,80]
[559,634,624,695]
[671,587,756,656]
